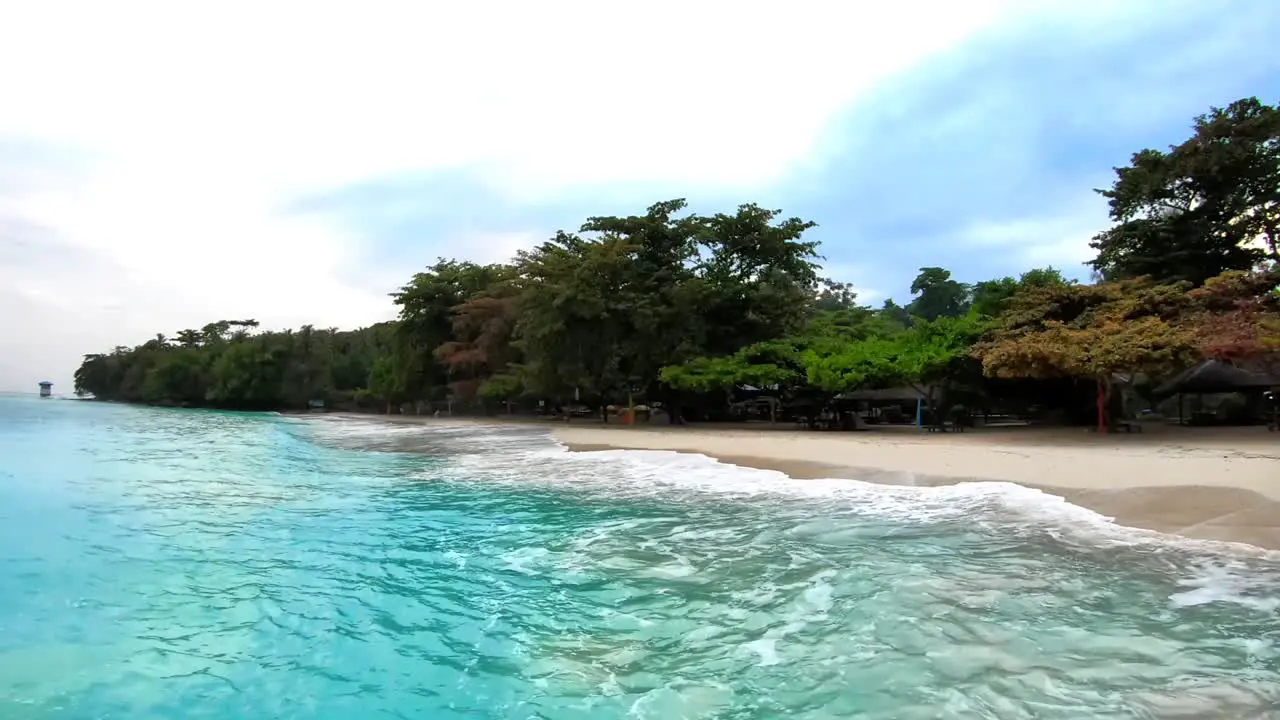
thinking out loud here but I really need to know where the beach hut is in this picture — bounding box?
[836,386,936,428]
[1153,360,1275,397]
[38,381,53,398]
[1153,360,1276,425]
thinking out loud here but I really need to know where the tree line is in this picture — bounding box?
[74,97,1280,426]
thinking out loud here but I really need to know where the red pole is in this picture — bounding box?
[1096,377,1106,434]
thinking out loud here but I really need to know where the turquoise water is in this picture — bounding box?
[2,396,1279,718]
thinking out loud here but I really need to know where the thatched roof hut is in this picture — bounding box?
[1153,359,1276,399]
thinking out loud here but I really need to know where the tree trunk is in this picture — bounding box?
[1095,376,1109,433]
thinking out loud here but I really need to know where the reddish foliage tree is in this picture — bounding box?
[975,278,1198,431]
[435,293,520,402]
[1186,266,1280,372]
[977,267,1280,430]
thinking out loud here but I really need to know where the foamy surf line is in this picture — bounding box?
[540,441,1280,613]
[302,416,1272,551]
[544,443,1266,551]
[293,415,1280,609]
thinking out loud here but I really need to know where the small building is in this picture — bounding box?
[38,381,53,398]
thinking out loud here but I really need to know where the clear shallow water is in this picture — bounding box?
[2,396,1280,719]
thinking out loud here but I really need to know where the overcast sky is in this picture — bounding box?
[2,0,1279,393]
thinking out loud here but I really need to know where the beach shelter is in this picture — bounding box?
[836,386,935,428]
[1152,359,1276,424]
[1152,359,1275,398]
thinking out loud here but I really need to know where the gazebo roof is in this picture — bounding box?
[835,385,935,402]
[1153,360,1276,398]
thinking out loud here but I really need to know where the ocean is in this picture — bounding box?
[1,394,1278,719]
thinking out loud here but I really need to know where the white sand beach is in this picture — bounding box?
[551,423,1280,550]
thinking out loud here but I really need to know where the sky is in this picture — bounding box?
[2,1,1279,392]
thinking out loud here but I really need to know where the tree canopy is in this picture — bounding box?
[1089,97,1279,285]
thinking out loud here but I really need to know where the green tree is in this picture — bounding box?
[75,320,390,411]
[1089,97,1280,285]
[367,354,405,413]
[206,338,286,408]
[697,203,821,355]
[813,281,860,312]
[906,267,971,321]
[803,313,985,426]
[971,267,1068,318]
[513,231,636,410]
[142,348,208,405]
[578,200,704,396]
[878,299,912,329]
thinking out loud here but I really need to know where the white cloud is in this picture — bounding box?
[954,194,1111,275]
[461,232,546,266]
[0,0,1104,390]
[817,261,884,305]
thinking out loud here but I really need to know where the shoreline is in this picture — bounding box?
[549,424,1280,552]
[318,413,1280,552]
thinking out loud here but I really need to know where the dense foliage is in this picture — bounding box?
[75,321,397,410]
[75,98,1280,422]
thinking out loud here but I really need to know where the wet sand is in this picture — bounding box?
[550,423,1280,551]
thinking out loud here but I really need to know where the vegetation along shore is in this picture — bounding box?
[74,97,1279,426]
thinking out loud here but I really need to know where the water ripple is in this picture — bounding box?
[2,400,1280,718]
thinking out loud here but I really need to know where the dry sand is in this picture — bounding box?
[550,422,1280,551]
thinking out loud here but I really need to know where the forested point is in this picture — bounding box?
[74,97,1280,427]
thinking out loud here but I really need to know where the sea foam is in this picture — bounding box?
[300,416,1280,616]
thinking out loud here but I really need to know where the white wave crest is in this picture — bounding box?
[296,416,1280,613]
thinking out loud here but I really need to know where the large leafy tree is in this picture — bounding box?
[1089,97,1280,285]
[971,267,1068,319]
[906,267,971,322]
[1184,265,1280,375]
[577,200,704,394]
[659,308,869,396]
[659,342,804,395]
[803,313,986,425]
[696,203,821,354]
[513,231,637,407]
[508,200,823,415]
[975,277,1201,429]
[391,260,508,403]
[434,265,522,405]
